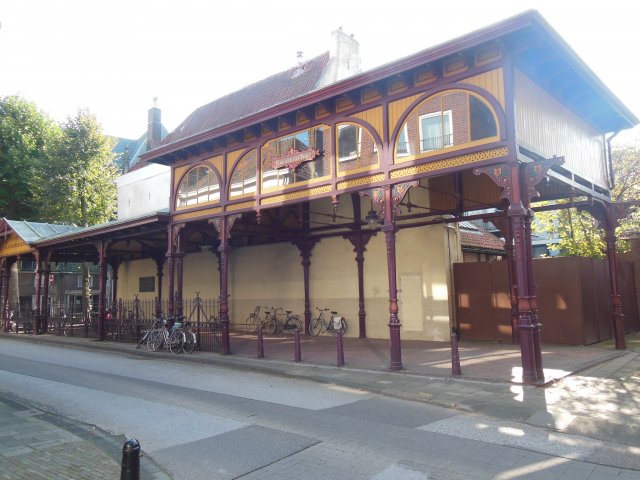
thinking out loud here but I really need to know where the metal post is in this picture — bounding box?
[294,328,301,362]
[336,330,344,367]
[450,330,461,376]
[257,325,264,358]
[120,438,140,480]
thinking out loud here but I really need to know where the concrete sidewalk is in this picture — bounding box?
[0,391,169,480]
[1,331,639,476]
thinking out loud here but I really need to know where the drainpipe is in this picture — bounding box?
[606,131,620,190]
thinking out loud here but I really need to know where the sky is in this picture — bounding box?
[2,1,640,144]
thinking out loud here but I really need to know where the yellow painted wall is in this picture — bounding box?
[118,224,460,342]
[229,242,305,323]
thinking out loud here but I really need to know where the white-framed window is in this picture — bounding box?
[396,124,410,157]
[419,110,452,152]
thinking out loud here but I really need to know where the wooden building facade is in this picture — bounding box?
[1,11,637,384]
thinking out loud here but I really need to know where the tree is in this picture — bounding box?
[36,109,118,225]
[533,140,640,257]
[0,95,60,219]
[35,109,119,320]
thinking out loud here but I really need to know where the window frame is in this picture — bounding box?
[418,110,453,153]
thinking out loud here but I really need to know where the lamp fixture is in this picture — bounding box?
[365,201,383,229]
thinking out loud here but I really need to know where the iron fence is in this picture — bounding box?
[3,294,222,353]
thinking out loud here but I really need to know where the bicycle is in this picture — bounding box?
[245,305,263,332]
[309,308,347,336]
[278,310,302,334]
[182,321,197,354]
[257,307,278,335]
[146,316,185,354]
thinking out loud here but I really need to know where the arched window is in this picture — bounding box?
[395,90,499,161]
[230,150,258,198]
[176,165,220,208]
[261,125,330,190]
[336,122,378,173]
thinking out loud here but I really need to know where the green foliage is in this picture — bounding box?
[534,141,640,258]
[0,96,61,219]
[35,109,118,226]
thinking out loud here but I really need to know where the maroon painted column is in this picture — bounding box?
[604,211,626,350]
[496,218,519,345]
[175,252,185,316]
[360,182,417,371]
[2,258,14,331]
[382,220,402,370]
[97,240,108,341]
[154,256,165,305]
[166,225,176,315]
[33,251,42,335]
[108,258,121,309]
[506,204,538,384]
[211,214,241,355]
[40,252,51,334]
[346,232,375,338]
[294,238,319,335]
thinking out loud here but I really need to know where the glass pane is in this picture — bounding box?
[470,95,497,141]
[230,150,257,197]
[396,125,410,156]
[338,124,378,173]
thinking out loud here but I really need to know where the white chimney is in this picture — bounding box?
[317,27,361,88]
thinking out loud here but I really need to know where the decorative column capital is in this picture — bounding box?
[359,181,418,221]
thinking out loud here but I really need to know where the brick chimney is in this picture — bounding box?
[147,97,162,150]
[317,27,361,89]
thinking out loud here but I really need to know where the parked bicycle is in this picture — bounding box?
[309,308,347,336]
[277,309,302,334]
[146,315,186,354]
[245,305,263,332]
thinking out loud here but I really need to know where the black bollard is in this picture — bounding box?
[336,330,344,367]
[257,325,264,358]
[450,329,462,376]
[121,438,140,480]
[294,328,301,362]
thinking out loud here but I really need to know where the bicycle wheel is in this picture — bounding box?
[264,317,277,335]
[245,314,257,332]
[309,317,323,336]
[290,316,302,332]
[147,330,163,352]
[183,331,196,354]
[169,329,184,354]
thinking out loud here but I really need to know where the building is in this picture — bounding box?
[1,11,638,385]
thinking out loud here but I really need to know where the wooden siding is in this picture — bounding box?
[0,233,30,256]
[463,68,505,111]
[350,106,384,142]
[514,70,608,187]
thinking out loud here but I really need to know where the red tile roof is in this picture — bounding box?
[459,222,505,253]
[163,52,330,145]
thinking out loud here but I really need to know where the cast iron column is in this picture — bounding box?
[495,217,519,344]
[475,158,562,385]
[40,252,51,334]
[604,210,626,350]
[211,214,240,355]
[33,250,42,334]
[175,252,185,316]
[154,256,164,306]
[97,240,108,341]
[360,182,416,371]
[294,238,319,335]
[166,224,176,315]
[346,232,375,338]
[108,258,121,309]
[2,258,14,331]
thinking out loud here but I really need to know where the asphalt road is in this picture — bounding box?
[0,339,638,480]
